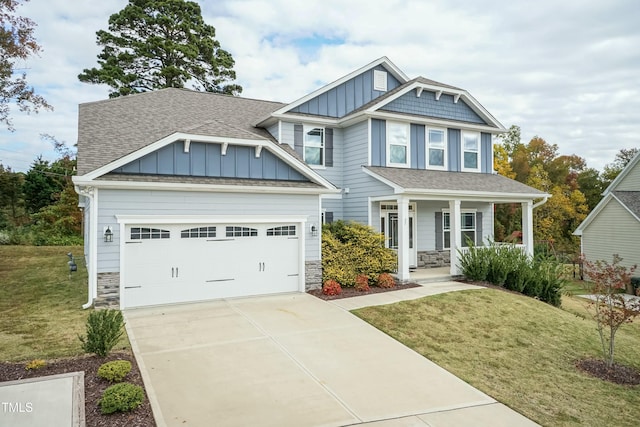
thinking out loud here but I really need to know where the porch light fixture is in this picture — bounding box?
[310,224,318,237]
[104,226,113,243]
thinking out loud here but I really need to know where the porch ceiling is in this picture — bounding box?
[364,166,548,201]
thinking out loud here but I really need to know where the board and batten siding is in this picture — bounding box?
[289,65,401,118]
[96,189,321,273]
[616,162,640,191]
[582,198,640,270]
[343,120,393,224]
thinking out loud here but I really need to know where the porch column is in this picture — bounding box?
[522,201,534,257]
[397,197,410,282]
[449,199,461,275]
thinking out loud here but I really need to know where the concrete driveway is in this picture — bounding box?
[125,293,537,427]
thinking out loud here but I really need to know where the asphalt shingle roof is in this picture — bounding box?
[100,173,323,189]
[365,166,546,196]
[613,191,640,218]
[77,88,285,175]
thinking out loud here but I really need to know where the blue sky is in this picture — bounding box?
[1,0,639,173]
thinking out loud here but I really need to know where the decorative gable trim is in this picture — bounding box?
[261,57,409,122]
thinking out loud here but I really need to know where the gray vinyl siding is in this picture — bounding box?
[616,162,640,191]
[371,119,386,166]
[481,133,492,173]
[582,199,640,270]
[289,65,401,118]
[114,141,307,181]
[343,120,393,224]
[380,92,487,124]
[96,190,321,273]
[313,128,344,188]
[280,121,295,149]
[447,129,461,172]
[411,124,426,169]
[267,122,279,141]
[321,198,344,222]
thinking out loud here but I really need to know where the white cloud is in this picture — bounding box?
[0,0,638,172]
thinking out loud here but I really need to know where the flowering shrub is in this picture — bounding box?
[354,274,370,292]
[322,280,342,296]
[377,273,396,288]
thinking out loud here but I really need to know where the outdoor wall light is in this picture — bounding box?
[104,226,113,243]
[310,224,318,237]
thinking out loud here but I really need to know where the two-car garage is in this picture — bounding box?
[120,220,303,309]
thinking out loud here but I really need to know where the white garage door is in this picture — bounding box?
[122,222,300,308]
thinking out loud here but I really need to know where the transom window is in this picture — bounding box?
[267,225,296,236]
[131,227,170,240]
[304,127,324,166]
[226,226,258,237]
[181,226,216,238]
[462,132,480,171]
[428,128,446,169]
[387,121,409,166]
[443,211,476,249]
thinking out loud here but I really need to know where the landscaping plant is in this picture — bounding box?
[99,382,145,414]
[79,309,125,357]
[583,255,640,368]
[354,274,370,292]
[24,359,46,371]
[322,280,342,296]
[377,273,396,289]
[97,360,132,383]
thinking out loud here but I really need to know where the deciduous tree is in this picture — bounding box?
[78,0,242,97]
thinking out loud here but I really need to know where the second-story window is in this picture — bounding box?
[304,127,324,166]
[387,121,409,167]
[428,128,446,169]
[462,131,480,171]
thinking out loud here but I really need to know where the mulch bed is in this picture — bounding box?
[575,358,640,386]
[308,281,421,300]
[0,351,155,426]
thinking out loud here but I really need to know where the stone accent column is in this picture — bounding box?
[305,260,322,291]
[96,272,120,309]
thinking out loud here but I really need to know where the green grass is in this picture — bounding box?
[353,289,640,427]
[0,245,128,362]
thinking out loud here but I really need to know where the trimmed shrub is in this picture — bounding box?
[98,360,132,383]
[322,221,396,286]
[79,309,125,357]
[377,273,396,289]
[354,274,370,292]
[322,280,342,296]
[99,382,144,414]
[25,359,46,371]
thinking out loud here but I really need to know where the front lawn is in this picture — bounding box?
[353,289,640,427]
[0,245,128,362]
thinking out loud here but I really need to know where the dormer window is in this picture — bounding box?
[462,131,480,172]
[373,70,387,92]
[304,126,324,166]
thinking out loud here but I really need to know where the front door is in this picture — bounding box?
[380,205,417,268]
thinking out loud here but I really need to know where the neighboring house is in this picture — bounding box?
[73,57,547,309]
[574,151,640,270]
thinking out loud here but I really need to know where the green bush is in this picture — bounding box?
[322,221,396,286]
[79,309,125,357]
[99,382,144,414]
[98,360,132,383]
[459,242,566,307]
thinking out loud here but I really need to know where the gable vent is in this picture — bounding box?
[374,69,387,91]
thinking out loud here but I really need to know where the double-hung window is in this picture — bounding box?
[443,210,476,249]
[427,128,446,169]
[462,132,480,171]
[387,121,409,167]
[304,127,324,166]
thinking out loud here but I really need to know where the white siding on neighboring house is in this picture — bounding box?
[616,163,640,191]
[96,189,321,273]
[582,198,640,270]
[342,120,391,224]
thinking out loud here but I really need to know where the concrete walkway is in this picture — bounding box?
[125,287,538,427]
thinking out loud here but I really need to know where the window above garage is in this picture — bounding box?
[226,226,258,237]
[181,226,217,238]
[267,225,296,236]
[131,227,170,239]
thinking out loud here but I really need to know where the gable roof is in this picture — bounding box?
[602,150,640,195]
[77,88,284,175]
[613,191,640,218]
[364,166,547,200]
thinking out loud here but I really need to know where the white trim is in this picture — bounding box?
[302,125,325,167]
[373,69,388,91]
[602,150,640,195]
[262,57,409,121]
[385,121,410,168]
[363,111,502,134]
[367,117,372,166]
[277,120,282,143]
[575,192,640,235]
[361,167,403,192]
[116,214,309,225]
[461,131,481,172]
[426,126,447,171]
[611,193,640,223]
[416,87,423,97]
[442,208,478,250]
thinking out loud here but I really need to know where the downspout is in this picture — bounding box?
[76,185,97,309]
[533,195,550,209]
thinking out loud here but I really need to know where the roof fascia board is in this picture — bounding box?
[603,150,640,195]
[79,132,337,190]
[269,114,340,127]
[73,178,340,195]
[265,57,409,119]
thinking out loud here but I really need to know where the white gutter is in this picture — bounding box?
[76,185,97,309]
[533,195,550,209]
